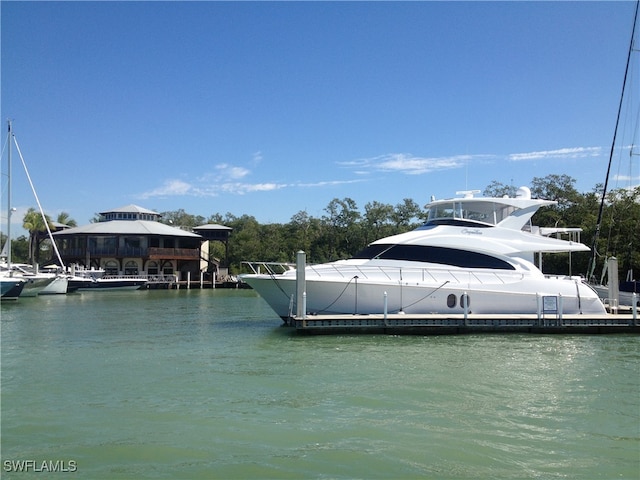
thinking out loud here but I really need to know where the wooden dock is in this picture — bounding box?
[289,312,639,335]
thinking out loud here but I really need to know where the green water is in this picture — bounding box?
[1,289,638,479]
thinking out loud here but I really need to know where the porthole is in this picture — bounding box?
[460,294,470,309]
[447,294,457,308]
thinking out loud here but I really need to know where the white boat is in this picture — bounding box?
[0,265,54,297]
[241,187,606,319]
[64,265,147,291]
[74,276,149,291]
[1,121,70,296]
[0,262,68,296]
[1,277,25,300]
[592,258,639,309]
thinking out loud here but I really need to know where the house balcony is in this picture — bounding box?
[58,247,200,260]
[147,247,199,260]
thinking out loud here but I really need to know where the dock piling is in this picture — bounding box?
[296,251,306,318]
[383,292,388,326]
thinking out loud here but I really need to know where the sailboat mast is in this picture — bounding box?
[587,0,639,281]
[6,120,13,272]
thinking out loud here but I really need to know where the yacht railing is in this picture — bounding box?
[243,261,527,285]
[241,261,296,275]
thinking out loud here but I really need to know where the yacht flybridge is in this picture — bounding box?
[241,187,606,319]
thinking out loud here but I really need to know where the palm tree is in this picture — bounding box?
[56,212,77,228]
[22,207,53,264]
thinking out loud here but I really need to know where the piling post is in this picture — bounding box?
[608,257,620,314]
[383,291,388,326]
[558,293,563,326]
[302,292,307,322]
[632,293,637,326]
[536,294,542,326]
[463,292,469,326]
[296,251,306,318]
[187,272,191,289]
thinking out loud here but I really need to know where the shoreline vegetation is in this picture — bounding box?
[3,174,639,279]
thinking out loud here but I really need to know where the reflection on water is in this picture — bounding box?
[1,289,638,479]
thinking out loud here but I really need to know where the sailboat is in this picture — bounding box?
[1,120,68,296]
[588,1,640,309]
[1,121,26,299]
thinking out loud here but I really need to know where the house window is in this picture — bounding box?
[147,262,159,275]
[124,261,139,276]
[104,260,119,276]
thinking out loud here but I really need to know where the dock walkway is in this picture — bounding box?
[290,312,639,335]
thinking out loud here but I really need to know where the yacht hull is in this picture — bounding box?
[242,269,606,319]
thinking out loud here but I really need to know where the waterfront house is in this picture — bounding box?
[52,205,208,281]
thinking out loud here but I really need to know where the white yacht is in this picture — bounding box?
[241,187,607,319]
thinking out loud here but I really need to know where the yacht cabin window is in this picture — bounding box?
[352,244,515,270]
[427,201,518,226]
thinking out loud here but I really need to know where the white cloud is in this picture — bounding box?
[136,145,613,201]
[215,163,250,180]
[508,146,601,161]
[340,153,488,175]
[251,151,263,165]
[297,179,364,188]
[217,182,288,195]
[137,179,193,199]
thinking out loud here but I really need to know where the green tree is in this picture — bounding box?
[531,174,580,210]
[56,212,77,227]
[161,209,205,228]
[597,186,640,279]
[226,214,262,273]
[483,180,517,198]
[22,208,53,264]
[363,201,394,243]
[392,198,423,228]
[322,197,362,260]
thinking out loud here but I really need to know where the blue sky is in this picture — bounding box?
[2,1,639,234]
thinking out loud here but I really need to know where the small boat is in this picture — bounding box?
[0,277,25,300]
[75,277,149,291]
[65,265,147,291]
[241,187,606,320]
[0,262,64,296]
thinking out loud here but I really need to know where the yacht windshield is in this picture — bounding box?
[426,201,518,226]
[351,244,515,270]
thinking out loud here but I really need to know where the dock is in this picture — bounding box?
[146,280,246,289]
[284,251,639,335]
[289,312,639,335]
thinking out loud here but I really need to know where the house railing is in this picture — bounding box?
[57,247,199,259]
[147,248,199,259]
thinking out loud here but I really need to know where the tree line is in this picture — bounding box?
[3,174,639,282]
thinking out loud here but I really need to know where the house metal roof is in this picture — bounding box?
[52,220,202,238]
[99,204,161,216]
[193,224,233,231]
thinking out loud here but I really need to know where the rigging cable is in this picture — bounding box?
[12,133,66,269]
[588,0,639,281]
